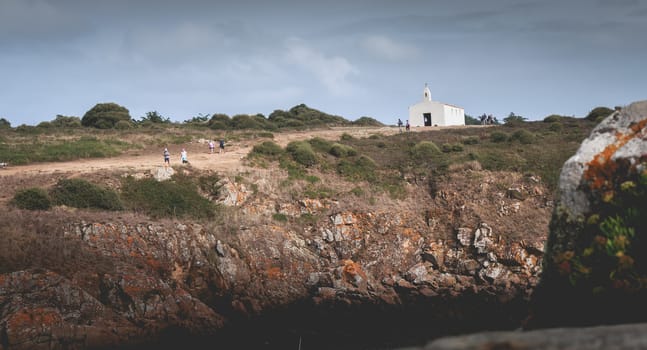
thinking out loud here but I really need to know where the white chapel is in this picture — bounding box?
[408,84,465,127]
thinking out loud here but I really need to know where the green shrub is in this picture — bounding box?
[353,116,383,126]
[543,114,563,123]
[340,133,354,141]
[350,187,364,196]
[585,106,614,122]
[329,143,357,158]
[462,137,479,145]
[115,120,134,129]
[0,117,11,129]
[305,175,320,184]
[50,179,123,210]
[81,102,133,129]
[490,131,509,143]
[411,141,440,159]
[337,156,377,182]
[197,174,223,198]
[549,123,563,132]
[209,121,229,130]
[510,129,536,144]
[120,175,216,219]
[286,141,317,167]
[451,143,464,152]
[11,188,52,210]
[250,141,284,159]
[272,213,288,222]
[308,137,333,153]
[441,143,453,153]
[304,186,334,199]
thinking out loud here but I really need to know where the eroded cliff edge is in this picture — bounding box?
[0,164,551,349]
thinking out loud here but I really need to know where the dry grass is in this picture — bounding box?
[0,208,117,275]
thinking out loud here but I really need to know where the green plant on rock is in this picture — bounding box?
[555,161,647,294]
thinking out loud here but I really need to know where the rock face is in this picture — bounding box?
[409,322,647,350]
[531,101,647,328]
[0,166,552,348]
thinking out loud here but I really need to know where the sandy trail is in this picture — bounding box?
[0,126,408,177]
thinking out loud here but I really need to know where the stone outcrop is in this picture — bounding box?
[0,163,553,348]
[406,322,647,350]
[530,100,647,328]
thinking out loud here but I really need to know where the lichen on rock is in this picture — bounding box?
[531,100,647,328]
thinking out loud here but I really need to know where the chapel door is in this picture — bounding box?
[423,113,432,126]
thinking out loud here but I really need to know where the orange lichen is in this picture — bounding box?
[584,119,647,193]
[266,266,282,279]
[7,308,62,329]
[342,259,368,282]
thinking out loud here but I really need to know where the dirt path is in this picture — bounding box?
[0,126,410,177]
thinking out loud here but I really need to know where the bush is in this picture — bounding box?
[340,133,354,141]
[250,141,284,159]
[50,115,82,128]
[11,188,52,210]
[510,129,535,144]
[308,137,333,153]
[543,114,563,123]
[81,102,133,129]
[503,113,527,125]
[197,174,223,198]
[116,120,134,129]
[490,131,509,143]
[286,141,317,167]
[50,179,123,210]
[329,143,357,158]
[585,106,614,122]
[411,141,440,159]
[337,156,377,182]
[272,213,288,222]
[462,136,479,145]
[0,118,11,129]
[548,123,563,132]
[452,143,464,152]
[353,116,383,126]
[121,175,216,219]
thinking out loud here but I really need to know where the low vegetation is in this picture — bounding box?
[120,173,218,219]
[10,188,52,210]
[50,178,123,211]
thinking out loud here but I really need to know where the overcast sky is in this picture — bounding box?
[1,0,646,126]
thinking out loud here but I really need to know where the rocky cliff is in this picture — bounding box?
[0,163,552,349]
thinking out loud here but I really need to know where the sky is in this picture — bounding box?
[1,0,646,126]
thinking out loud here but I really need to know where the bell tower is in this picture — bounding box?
[423,83,432,102]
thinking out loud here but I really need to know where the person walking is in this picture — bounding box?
[180,148,188,164]
[405,120,410,132]
[163,147,171,167]
[208,140,215,154]
[219,139,225,154]
[397,118,403,133]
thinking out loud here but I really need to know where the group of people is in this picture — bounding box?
[479,114,496,125]
[162,139,225,167]
[397,118,411,133]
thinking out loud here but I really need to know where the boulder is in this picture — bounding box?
[530,100,647,328]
